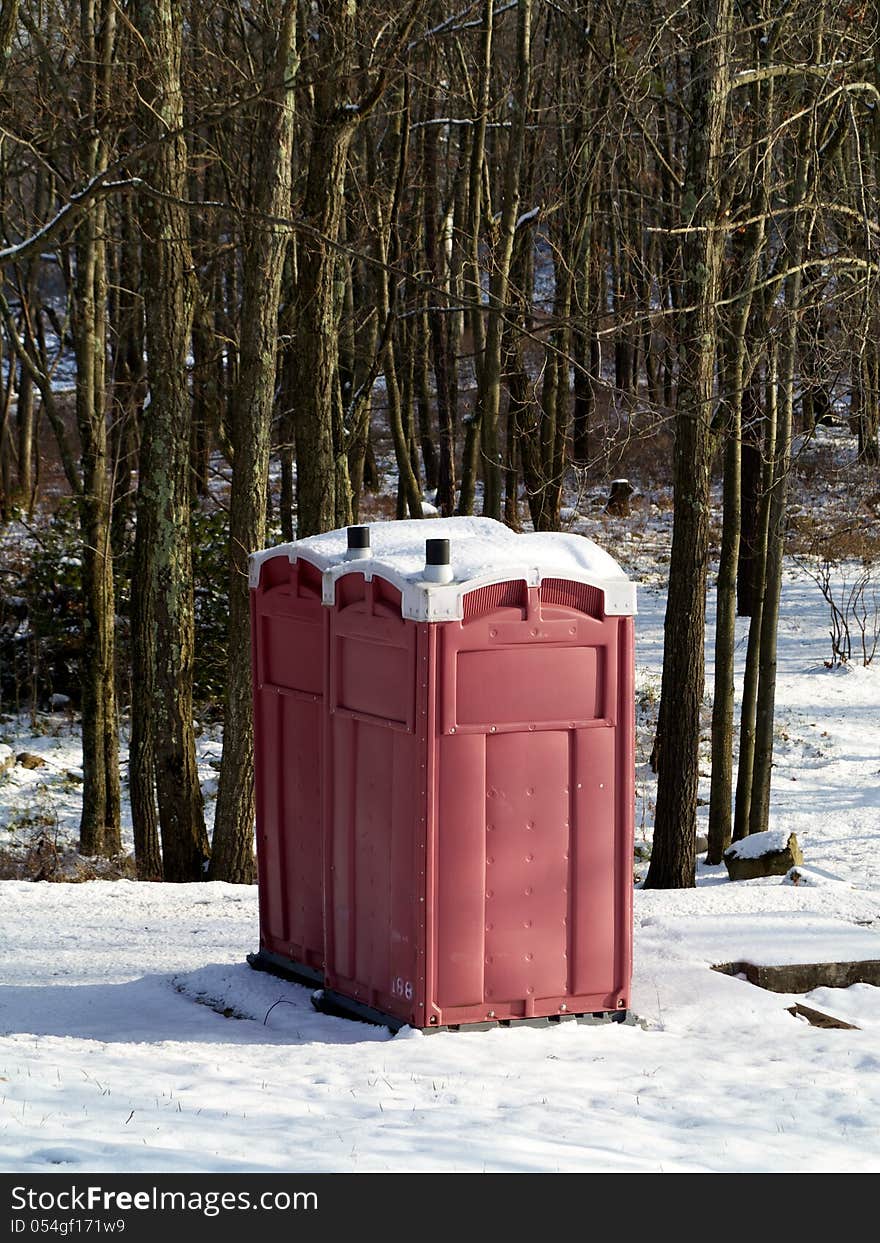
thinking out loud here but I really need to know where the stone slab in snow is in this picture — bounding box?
[725,829,795,860]
[16,752,47,770]
[724,830,803,881]
[716,959,880,994]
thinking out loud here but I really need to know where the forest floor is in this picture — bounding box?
[1,421,880,1172]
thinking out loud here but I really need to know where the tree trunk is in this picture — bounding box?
[211,1,299,884]
[292,1,421,535]
[414,305,439,493]
[14,190,44,507]
[290,3,357,538]
[706,353,741,864]
[733,351,777,841]
[707,69,772,863]
[73,0,121,859]
[457,0,493,517]
[422,79,456,514]
[109,196,146,562]
[856,340,880,465]
[737,384,764,617]
[646,0,732,889]
[375,87,422,522]
[749,114,815,835]
[132,0,209,881]
[292,120,355,536]
[480,0,531,521]
[749,309,803,833]
[0,0,20,93]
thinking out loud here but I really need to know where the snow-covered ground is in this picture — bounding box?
[0,721,224,869]
[2,533,879,1172]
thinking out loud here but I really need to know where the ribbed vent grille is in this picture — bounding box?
[462,580,526,622]
[540,578,603,618]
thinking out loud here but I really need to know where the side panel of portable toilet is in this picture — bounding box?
[426,577,634,1028]
[251,553,325,980]
[322,572,426,1027]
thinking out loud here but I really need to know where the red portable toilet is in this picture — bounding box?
[248,517,636,1031]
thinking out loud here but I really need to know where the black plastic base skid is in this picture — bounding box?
[247,951,641,1034]
[421,1010,638,1035]
[246,948,324,989]
[310,988,408,1031]
[310,985,639,1035]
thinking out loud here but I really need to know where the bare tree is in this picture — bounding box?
[211,0,299,884]
[646,0,733,889]
[291,2,422,537]
[131,0,210,881]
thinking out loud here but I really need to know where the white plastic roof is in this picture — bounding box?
[249,517,636,622]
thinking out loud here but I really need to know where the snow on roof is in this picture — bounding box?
[250,516,636,621]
